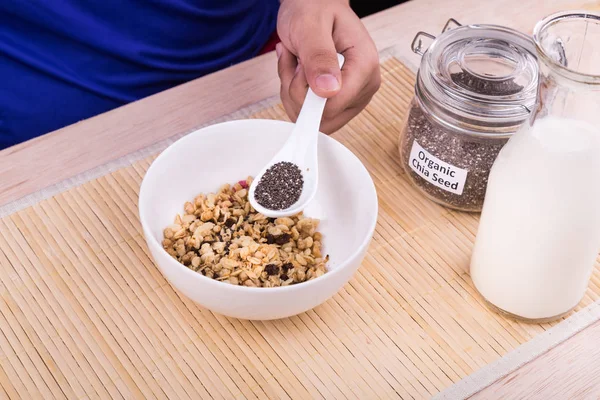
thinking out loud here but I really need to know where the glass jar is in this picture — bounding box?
[399,19,539,212]
[471,11,600,323]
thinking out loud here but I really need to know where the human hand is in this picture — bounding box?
[276,0,381,134]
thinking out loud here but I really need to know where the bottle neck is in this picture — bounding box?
[531,60,600,129]
[531,11,600,129]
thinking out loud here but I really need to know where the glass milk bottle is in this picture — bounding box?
[471,11,600,322]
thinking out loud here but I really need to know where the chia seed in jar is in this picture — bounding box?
[400,20,539,211]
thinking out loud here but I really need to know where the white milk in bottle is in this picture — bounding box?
[470,10,600,322]
[471,117,600,321]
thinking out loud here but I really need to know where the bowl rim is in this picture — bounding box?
[139,119,378,293]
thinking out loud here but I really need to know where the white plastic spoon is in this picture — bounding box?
[249,53,345,218]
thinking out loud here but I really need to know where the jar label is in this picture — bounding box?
[408,140,468,195]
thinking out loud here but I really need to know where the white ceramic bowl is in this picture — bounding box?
[139,119,377,320]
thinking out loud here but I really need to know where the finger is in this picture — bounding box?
[320,105,365,134]
[294,17,342,98]
[326,72,379,133]
[320,9,379,116]
[322,47,380,120]
[278,44,302,122]
[277,43,298,90]
[288,63,309,112]
[320,59,379,133]
[280,86,301,123]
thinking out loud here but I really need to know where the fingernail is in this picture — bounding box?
[315,74,340,92]
[275,43,282,59]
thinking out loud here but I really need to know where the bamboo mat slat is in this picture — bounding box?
[1,57,599,399]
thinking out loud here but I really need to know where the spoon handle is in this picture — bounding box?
[294,90,327,135]
[293,53,346,136]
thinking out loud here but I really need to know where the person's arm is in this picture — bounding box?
[276,0,381,133]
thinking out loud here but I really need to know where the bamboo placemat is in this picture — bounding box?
[1,57,599,400]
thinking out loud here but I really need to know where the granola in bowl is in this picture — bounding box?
[162,177,328,287]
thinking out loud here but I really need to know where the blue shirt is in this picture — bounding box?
[0,0,279,149]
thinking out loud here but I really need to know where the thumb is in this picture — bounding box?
[297,32,341,98]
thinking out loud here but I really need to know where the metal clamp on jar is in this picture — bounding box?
[400,19,539,212]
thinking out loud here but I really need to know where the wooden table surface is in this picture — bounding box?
[1,0,599,398]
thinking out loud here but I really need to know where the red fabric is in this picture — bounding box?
[258,30,280,55]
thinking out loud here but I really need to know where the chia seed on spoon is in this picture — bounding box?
[255,161,304,210]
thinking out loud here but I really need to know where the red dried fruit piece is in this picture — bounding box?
[238,180,248,189]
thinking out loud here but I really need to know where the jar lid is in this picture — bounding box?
[413,20,539,134]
